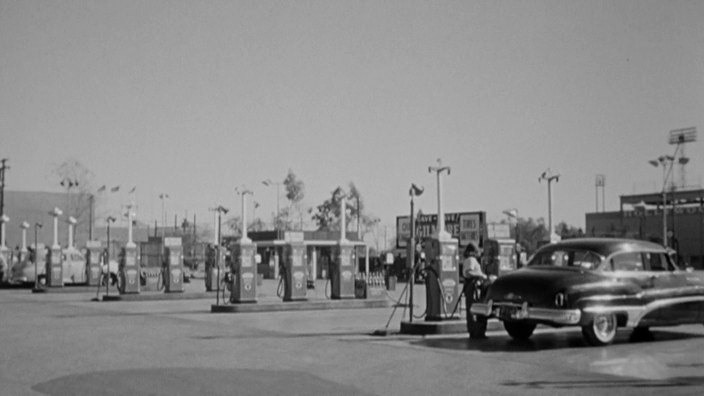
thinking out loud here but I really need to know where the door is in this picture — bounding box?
[643,252,694,324]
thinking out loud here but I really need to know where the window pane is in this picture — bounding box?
[612,252,644,271]
[647,253,667,271]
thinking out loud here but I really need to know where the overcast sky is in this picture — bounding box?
[1,0,703,235]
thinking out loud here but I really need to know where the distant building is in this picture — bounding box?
[1,190,199,253]
[586,188,704,269]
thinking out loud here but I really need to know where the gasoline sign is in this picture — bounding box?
[397,211,485,249]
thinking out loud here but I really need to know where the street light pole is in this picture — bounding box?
[0,159,9,246]
[539,169,560,242]
[159,193,169,237]
[650,156,676,247]
[408,183,424,323]
[33,222,42,290]
[428,159,451,240]
[105,216,116,297]
[503,208,519,267]
[237,188,253,243]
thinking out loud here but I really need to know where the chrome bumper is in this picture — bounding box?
[470,301,581,325]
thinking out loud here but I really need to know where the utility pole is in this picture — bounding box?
[0,159,9,246]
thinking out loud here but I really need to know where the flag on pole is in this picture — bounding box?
[129,186,136,193]
[97,185,106,193]
[111,185,120,192]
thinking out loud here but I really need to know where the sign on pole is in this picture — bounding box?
[396,211,485,249]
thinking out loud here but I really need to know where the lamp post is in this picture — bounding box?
[20,221,29,254]
[539,169,560,242]
[503,208,519,267]
[105,216,116,297]
[158,193,169,237]
[67,216,77,249]
[408,183,424,323]
[428,159,451,240]
[236,188,253,243]
[49,207,63,249]
[649,156,675,247]
[0,214,8,282]
[33,222,42,290]
[633,201,647,240]
[262,179,281,237]
[0,159,9,247]
[212,205,229,246]
[0,214,8,250]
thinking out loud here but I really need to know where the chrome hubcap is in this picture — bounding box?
[593,314,616,341]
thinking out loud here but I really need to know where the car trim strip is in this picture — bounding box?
[583,295,704,327]
[470,301,581,325]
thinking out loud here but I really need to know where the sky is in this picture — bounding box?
[1,0,703,240]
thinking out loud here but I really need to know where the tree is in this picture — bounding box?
[311,182,377,236]
[555,222,584,239]
[280,169,305,231]
[223,215,242,236]
[312,187,345,231]
[513,217,548,254]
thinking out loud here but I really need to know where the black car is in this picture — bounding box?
[470,238,704,346]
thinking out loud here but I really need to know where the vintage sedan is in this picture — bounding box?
[11,245,118,286]
[469,238,704,346]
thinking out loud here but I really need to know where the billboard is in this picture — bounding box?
[396,211,486,249]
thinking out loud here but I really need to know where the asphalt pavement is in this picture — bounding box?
[1,278,703,395]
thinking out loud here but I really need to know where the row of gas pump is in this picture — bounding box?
[205,240,360,303]
[24,237,187,294]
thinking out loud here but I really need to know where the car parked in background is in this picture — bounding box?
[10,245,118,286]
[10,244,46,285]
[470,238,704,346]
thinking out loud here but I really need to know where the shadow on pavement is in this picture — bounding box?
[33,367,377,396]
[501,376,704,391]
[410,329,704,352]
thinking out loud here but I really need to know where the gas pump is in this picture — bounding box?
[230,240,257,303]
[85,241,103,286]
[205,244,226,292]
[282,241,307,301]
[46,246,63,287]
[119,244,140,294]
[330,242,355,299]
[163,237,184,293]
[424,238,460,321]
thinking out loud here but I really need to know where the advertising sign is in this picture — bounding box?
[396,211,485,249]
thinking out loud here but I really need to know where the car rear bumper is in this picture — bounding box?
[470,301,582,325]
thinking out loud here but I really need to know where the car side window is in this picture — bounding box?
[644,253,668,271]
[611,252,644,271]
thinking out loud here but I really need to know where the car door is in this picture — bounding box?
[642,252,694,324]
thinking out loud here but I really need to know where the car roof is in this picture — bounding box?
[536,238,667,258]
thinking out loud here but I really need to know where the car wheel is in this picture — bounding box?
[504,321,536,340]
[582,313,617,346]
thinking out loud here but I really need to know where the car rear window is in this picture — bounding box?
[528,249,602,270]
